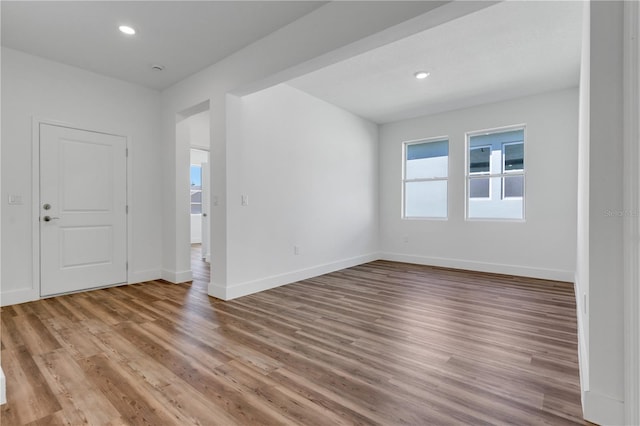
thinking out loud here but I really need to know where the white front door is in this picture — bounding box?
[40,124,127,297]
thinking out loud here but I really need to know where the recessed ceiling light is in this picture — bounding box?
[414,71,430,80]
[118,25,136,35]
[151,64,165,71]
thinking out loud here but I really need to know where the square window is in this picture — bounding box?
[503,175,524,198]
[504,142,524,171]
[469,146,490,174]
[469,177,490,199]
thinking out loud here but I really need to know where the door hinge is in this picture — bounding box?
[126,205,129,214]
[126,148,129,157]
[126,261,129,270]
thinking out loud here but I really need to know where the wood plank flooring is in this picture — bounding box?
[1,246,587,425]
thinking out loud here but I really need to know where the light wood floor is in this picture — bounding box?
[1,247,586,425]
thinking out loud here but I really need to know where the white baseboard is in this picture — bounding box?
[0,367,6,405]
[209,253,380,301]
[161,269,193,284]
[1,271,162,307]
[379,252,574,282]
[583,390,625,426]
[128,269,162,284]
[0,288,39,307]
[209,252,575,300]
[1,270,162,307]
[208,281,228,300]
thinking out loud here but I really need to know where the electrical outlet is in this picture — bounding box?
[294,245,301,255]
[241,195,249,206]
[403,236,409,243]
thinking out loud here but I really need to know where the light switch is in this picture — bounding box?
[241,195,249,206]
[8,195,23,205]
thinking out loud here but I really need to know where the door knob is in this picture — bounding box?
[43,216,59,222]
[202,213,207,217]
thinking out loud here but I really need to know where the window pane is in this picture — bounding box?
[191,190,202,203]
[406,140,448,179]
[470,129,523,146]
[469,177,490,198]
[405,180,447,218]
[469,176,523,219]
[190,165,202,190]
[469,146,490,173]
[504,175,524,198]
[191,203,202,215]
[504,143,524,171]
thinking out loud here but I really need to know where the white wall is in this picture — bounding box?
[623,3,640,424]
[159,1,484,294]
[188,110,210,150]
[581,2,626,424]
[190,149,209,167]
[219,84,378,298]
[575,0,591,410]
[0,1,4,400]
[190,216,202,244]
[1,47,162,305]
[379,88,578,281]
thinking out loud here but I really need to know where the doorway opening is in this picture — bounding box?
[176,101,211,285]
[190,148,210,261]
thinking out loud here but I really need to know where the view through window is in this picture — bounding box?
[467,127,525,220]
[403,138,449,218]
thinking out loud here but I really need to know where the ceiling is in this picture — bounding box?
[1,1,583,123]
[1,1,326,90]
[288,1,583,123]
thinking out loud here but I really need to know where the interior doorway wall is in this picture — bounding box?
[175,101,210,282]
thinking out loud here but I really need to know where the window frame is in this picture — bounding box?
[402,136,450,220]
[465,124,526,221]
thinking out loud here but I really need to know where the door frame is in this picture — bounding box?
[201,160,211,263]
[623,1,640,423]
[32,117,131,298]
[173,100,210,284]
[189,148,210,261]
